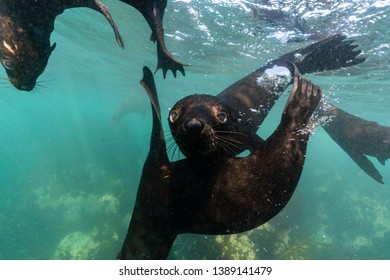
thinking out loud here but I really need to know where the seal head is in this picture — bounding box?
[0,0,123,91]
[168,94,242,158]
[1,36,56,91]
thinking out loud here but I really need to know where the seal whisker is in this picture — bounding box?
[214,130,247,137]
[36,78,54,88]
[166,137,182,160]
[170,144,182,160]
[214,139,238,155]
[0,75,13,89]
[33,83,48,93]
[215,134,245,145]
[214,135,247,155]
[165,136,176,143]
[166,141,175,154]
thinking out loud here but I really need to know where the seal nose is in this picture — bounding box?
[185,119,204,134]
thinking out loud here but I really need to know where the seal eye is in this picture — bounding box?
[1,59,15,70]
[169,110,179,123]
[216,111,228,123]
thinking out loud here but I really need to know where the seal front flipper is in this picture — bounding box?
[120,0,188,77]
[118,67,175,259]
[271,34,365,75]
[280,66,322,131]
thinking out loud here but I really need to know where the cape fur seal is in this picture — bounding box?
[0,0,123,91]
[118,65,321,259]
[119,0,188,78]
[168,34,390,183]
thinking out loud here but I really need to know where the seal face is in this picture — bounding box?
[168,94,242,158]
[0,5,56,91]
[0,36,56,91]
[0,0,123,91]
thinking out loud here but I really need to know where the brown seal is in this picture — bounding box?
[0,0,123,91]
[117,65,321,259]
[120,0,189,77]
[168,34,390,183]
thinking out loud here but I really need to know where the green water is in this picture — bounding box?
[1,0,390,259]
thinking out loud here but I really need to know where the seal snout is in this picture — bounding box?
[185,119,204,134]
[10,77,36,92]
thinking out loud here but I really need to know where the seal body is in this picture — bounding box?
[120,0,188,77]
[118,66,321,259]
[0,0,123,91]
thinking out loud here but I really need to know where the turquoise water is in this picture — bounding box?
[1,0,390,259]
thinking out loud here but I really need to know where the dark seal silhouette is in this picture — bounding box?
[119,0,188,78]
[168,34,390,183]
[0,0,123,91]
[117,65,321,259]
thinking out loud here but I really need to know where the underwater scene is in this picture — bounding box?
[1,0,390,260]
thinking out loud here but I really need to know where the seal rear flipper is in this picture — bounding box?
[120,0,188,77]
[156,42,188,78]
[61,0,124,48]
[270,34,365,75]
[92,0,124,48]
[342,146,384,184]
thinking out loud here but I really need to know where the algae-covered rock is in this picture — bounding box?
[53,231,99,259]
[215,234,256,260]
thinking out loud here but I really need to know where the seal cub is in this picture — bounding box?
[118,66,321,259]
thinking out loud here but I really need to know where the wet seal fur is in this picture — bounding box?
[120,0,189,78]
[169,34,390,183]
[117,65,321,259]
[0,0,123,91]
